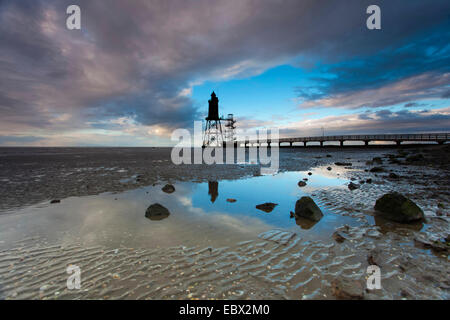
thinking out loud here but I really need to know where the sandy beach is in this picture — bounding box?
[0,145,448,300]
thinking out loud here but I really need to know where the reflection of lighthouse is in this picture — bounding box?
[208,181,218,203]
[203,92,223,147]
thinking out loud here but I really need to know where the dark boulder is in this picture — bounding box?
[294,196,323,222]
[388,172,399,179]
[406,154,425,163]
[348,182,359,190]
[50,199,60,204]
[335,162,352,166]
[145,203,170,221]
[372,157,383,164]
[331,279,364,300]
[162,184,175,193]
[298,181,307,187]
[370,167,384,173]
[374,192,424,223]
[414,235,449,253]
[333,231,346,243]
[256,202,278,213]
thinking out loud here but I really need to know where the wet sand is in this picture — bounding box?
[0,146,449,299]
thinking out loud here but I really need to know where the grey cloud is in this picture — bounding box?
[0,0,449,137]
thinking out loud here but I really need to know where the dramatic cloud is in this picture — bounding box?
[0,0,449,145]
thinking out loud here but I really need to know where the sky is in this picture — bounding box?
[0,0,449,146]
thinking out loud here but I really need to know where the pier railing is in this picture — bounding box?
[237,132,450,146]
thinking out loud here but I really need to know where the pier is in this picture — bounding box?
[236,133,450,147]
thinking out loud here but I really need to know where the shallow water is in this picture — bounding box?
[0,169,356,250]
[0,164,448,300]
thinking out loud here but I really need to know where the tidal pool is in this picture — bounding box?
[0,169,357,250]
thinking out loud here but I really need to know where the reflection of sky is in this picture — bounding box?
[0,170,359,249]
[191,170,354,233]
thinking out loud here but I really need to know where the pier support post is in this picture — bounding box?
[396,141,402,146]
[364,140,369,146]
[340,140,344,147]
[320,141,324,147]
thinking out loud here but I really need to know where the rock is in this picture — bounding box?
[326,154,332,158]
[414,235,449,253]
[389,158,402,165]
[50,199,60,204]
[298,181,307,187]
[366,178,372,183]
[437,203,445,209]
[256,202,278,213]
[406,154,425,163]
[290,211,295,218]
[327,167,332,171]
[303,178,308,181]
[374,192,424,223]
[307,172,312,176]
[331,279,364,300]
[388,172,399,179]
[370,167,384,172]
[367,252,380,266]
[400,288,414,298]
[335,162,352,166]
[226,198,237,203]
[145,203,170,221]
[333,231,346,243]
[372,157,383,164]
[162,184,175,193]
[294,196,323,221]
[348,182,359,190]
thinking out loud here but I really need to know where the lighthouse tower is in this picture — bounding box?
[203,92,224,147]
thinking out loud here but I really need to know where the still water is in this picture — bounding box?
[0,170,357,250]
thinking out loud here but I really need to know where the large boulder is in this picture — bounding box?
[145,203,170,221]
[295,196,323,222]
[374,192,424,223]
